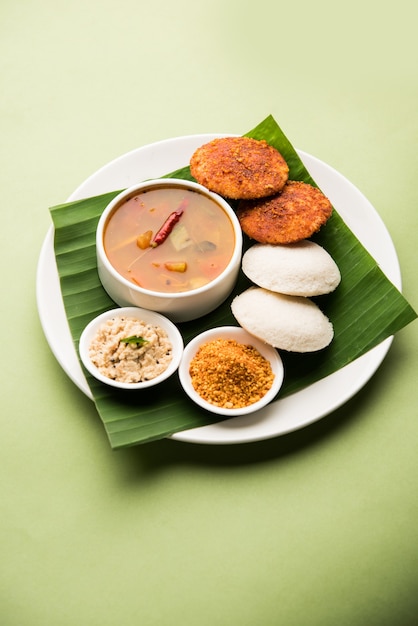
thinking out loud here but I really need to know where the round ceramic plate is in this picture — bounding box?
[36,134,402,445]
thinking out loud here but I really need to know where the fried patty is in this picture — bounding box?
[236,181,333,244]
[190,136,289,200]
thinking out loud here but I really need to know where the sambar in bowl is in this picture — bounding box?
[96,179,243,322]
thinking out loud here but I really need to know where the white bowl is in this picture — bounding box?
[96,178,243,323]
[79,307,183,389]
[178,326,284,416]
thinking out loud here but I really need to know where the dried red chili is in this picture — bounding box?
[151,198,188,247]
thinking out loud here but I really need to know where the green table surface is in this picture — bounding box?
[1,1,417,624]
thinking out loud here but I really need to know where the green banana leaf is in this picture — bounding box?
[50,115,417,448]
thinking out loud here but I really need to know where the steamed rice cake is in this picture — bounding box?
[242,241,341,296]
[231,287,334,352]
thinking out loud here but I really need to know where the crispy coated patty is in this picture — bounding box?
[190,137,289,200]
[237,180,333,244]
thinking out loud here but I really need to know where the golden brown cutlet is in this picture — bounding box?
[190,136,289,200]
[236,180,333,244]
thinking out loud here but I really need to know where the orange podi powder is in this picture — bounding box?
[189,338,275,409]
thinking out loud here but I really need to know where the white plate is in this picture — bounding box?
[36,134,402,445]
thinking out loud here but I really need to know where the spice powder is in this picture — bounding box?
[189,338,275,409]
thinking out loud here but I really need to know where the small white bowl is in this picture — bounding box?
[178,326,284,416]
[79,307,184,389]
[96,178,243,323]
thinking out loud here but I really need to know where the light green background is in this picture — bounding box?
[1,1,417,624]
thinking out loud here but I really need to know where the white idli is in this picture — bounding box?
[231,287,334,352]
[242,241,341,296]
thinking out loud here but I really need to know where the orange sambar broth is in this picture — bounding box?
[103,186,236,293]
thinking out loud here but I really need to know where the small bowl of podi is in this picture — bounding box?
[178,326,284,416]
[78,307,184,390]
[96,179,243,323]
